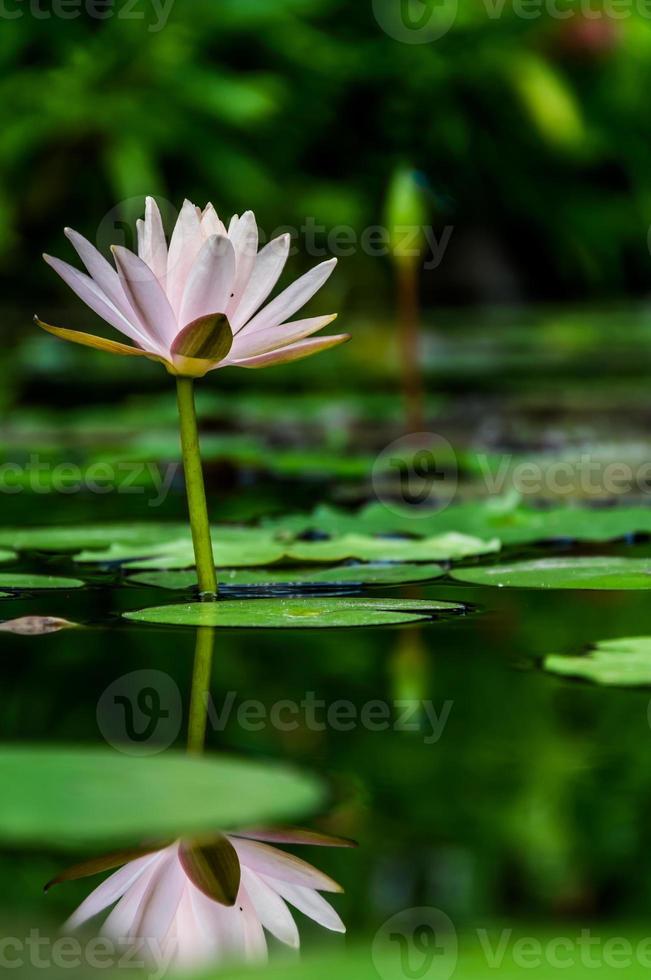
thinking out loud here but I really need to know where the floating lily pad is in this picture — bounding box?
[544,637,651,686]
[265,500,651,546]
[123,597,464,629]
[0,549,16,564]
[451,557,651,590]
[0,746,323,848]
[286,533,499,564]
[0,574,84,591]
[0,523,188,553]
[129,563,446,591]
[75,534,286,570]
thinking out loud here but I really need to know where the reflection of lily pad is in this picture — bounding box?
[129,563,446,591]
[124,598,464,629]
[0,747,323,848]
[545,637,651,686]
[0,574,84,591]
[451,557,651,590]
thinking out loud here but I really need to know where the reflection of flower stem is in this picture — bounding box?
[398,261,424,434]
[176,377,218,599]
[187,627,216,754]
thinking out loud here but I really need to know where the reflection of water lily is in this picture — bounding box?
[38,199,348,378]
[55,829,351,969]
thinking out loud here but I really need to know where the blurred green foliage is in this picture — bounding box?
[1,0,651,316]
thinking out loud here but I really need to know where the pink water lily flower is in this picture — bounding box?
[51,828,352,970]
[37,199,349,378]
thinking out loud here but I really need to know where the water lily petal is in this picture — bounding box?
[231,827,357,848]
[241,867,299,948]
[179,835,241,907]
[139,196,168,282]
[227,333,350,369]
[230,234,291,332]
[239,258,337,336]
[231,314,338,360]
[138,846,187,943]
[166,199,203,317]
[263,876,345,933]
[226,211,258,318]
[179,235,236,327]
[43,255,144,345]
[34,317,166,365]
[46,845,161,891]
[112,246,178,349]
[230,838,343,893]
[201,203,227,239]
[64,852,161,931]
[64,229,152,348]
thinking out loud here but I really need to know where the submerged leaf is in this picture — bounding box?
[123,597,464,629]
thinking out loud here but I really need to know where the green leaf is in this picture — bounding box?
[123,598,464,629]
[545,637,651,687]
[285,533,499,564]
[0,523,188,553]
[264,501,651,547]
[0,549,16,564]
[179,834,241,906]
[0,747,323,849]
[129,563,446,591]
[451,557,651,590]
[0,574,84,591]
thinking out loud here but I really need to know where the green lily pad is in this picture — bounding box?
[0,574,84,591]
[545,637,651,686]
[451,557,651,590]
[123,597,464,629]
[265,500,651,546]
[0,549,16,564]
[0,746,323,849]
[0,523,188,553]
[129,563,446,591]
[75,534,286,570]
[286,533,499,564]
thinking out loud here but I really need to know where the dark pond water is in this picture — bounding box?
[3,310,651,977]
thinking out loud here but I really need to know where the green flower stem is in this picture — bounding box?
[176,376,218,599]
[187,627,215,754]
